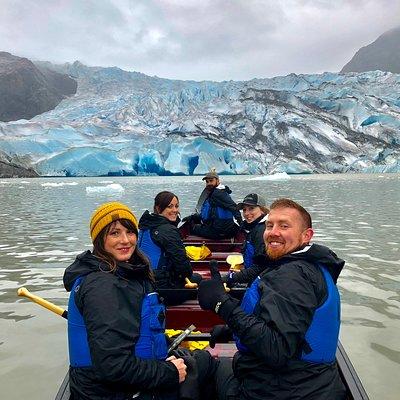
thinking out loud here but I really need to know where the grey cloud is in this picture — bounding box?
[0,0,399,80]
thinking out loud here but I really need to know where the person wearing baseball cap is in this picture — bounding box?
[223,193,269,288]
[63,201,187,399]
[188,168,242,239]
[238,194,269,269]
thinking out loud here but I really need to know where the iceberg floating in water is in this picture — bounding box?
[41,182,79,187]
[85,183,125,195]
[250,172,291,181]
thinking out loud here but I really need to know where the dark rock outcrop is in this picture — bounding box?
[341,26,400,73]
[0,151,38,178]
[0,52,77,122]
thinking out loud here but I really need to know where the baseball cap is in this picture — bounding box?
[238,193,266,209]
[202,169,219,180]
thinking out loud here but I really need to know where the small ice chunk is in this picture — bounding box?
[86,183,125,194]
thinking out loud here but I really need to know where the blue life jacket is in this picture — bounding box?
[234,265,340,363]
[243,241,255,269]
[138,229,165,271]
[234,276,260,353]
[301,266,340,363]
[68,277,168,367]
[200,199,233,221]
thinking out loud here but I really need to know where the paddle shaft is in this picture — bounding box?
[17,287,68,319]
[168,324,196,353]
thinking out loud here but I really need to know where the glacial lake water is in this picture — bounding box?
[0,173,399,400]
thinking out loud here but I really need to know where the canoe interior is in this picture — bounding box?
[55,233,369,400]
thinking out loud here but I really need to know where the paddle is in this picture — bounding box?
[167,324,197,353]
[226,254,244,271]
[17,287,68,319]
[184,278,198,289]
[17,286,200,360]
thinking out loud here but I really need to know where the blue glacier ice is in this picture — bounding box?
[0,62,399,176]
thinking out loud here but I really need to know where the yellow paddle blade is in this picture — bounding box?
[226,254,244,267]
[185,244,211,260]
[184,277,198,289]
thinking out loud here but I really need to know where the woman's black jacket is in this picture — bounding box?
[138,210,193,287]
[63,251,178,399]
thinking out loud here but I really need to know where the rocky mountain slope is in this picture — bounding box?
[341,26,400,73]
[0,150,38,178]
[0,52,77,122]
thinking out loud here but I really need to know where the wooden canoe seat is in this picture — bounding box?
[166,300,224,332]
[164,288,246,332]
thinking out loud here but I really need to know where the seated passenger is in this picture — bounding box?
[138,191,202,304]
[225,193,269,286]
[198,198,347,400]
[190,170,242,239]
[63,201,187,399]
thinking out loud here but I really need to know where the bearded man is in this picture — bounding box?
[189,169,242,239]
[198,198,346,400]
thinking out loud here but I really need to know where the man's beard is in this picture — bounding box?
[266,246,286,260]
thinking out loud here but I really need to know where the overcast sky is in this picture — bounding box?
[1,0,399,81]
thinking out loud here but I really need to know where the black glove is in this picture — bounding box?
[197,278,227,312]
[209,324,233,348]
[222,271,237,288]
[197,261,227,312]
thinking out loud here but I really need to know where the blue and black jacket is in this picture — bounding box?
[63,251,178,400]
[198,185,242,235]
[235,266,340,363]
[241,214,267,269]
[138,211,192,286]
[214,243,346,400]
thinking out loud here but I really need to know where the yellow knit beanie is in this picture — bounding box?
[90,202,138,242]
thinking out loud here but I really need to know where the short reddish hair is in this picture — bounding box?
[269,198,312,229]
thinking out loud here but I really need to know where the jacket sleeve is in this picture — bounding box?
[231,263,265,284]
[153,224,193,279]
[219,263,323,368]
[210,189,242,223]
[251,224,266,258]
[77,273,179,390]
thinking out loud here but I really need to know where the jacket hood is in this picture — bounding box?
[216,184,232,194]
[138,210,174,230]
[241,214,267,232]
[63,250,150,291]
[63,250,102,291]
[256,243,344,283]
[283,243,345,283]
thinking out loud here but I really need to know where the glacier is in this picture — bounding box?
[0,61,399,176]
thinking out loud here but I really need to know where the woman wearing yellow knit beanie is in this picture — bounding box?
[62,201,187,399]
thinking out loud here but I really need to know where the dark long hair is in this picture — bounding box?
[153,191,179,214]
[93,218,153,280]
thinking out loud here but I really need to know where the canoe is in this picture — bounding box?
[55,232,370,400]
